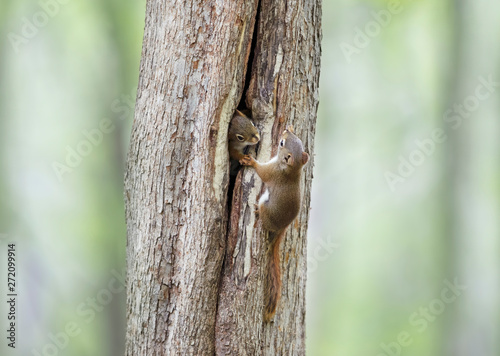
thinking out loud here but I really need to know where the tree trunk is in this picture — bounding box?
[124,0,321,354]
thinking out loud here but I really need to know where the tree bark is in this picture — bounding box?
[124,0,321,355]
[215,0,321,354]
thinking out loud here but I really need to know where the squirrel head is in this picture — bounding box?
[277,126,309,172]
[228,110,260,147]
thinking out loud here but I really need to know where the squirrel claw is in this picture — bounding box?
[239,155,254,166]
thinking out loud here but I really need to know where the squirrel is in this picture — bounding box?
[228,110,260,175]
[239,125,309,322]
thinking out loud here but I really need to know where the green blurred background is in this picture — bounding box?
[1,0,499,355]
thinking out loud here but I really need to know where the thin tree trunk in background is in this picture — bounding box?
[124,0,321,354]
[444,1,500,355]
[440,1,463,354]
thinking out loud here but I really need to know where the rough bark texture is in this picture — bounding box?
[215,0,321,354]
[124,0,321,354]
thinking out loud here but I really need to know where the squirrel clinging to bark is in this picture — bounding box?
[239,126,309,322]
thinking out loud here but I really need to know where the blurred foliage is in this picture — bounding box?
[0,0,143,355]
[0,0,499,355]
[308,1,500,355]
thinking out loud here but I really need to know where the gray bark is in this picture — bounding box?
[124,0,321,355]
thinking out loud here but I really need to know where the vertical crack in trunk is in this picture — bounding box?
[125,0,320,353]
[214,1,261,354]
[213,0,320,353]
[227,0,262,213]
[238,0,261,112]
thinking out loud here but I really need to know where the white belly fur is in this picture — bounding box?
[259,189,270,206]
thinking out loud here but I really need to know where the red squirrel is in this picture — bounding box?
[228,110,260,177]
[228,110,260,161]
[239,126,309,322]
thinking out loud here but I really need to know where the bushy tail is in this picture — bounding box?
[264,229,286,322]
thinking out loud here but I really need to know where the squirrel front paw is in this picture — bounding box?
[239,155,255,167]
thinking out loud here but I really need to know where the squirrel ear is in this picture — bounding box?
[302,152,309,165]
[286,125,295,133]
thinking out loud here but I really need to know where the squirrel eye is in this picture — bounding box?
[251,121,255,127]
[280,139,285,147]
[236,134,245,142]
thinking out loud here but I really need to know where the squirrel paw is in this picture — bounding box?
[239,155,255,166]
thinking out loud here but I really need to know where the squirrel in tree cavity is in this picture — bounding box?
[228,110,260,175]
[239,126,309,322]
[228,110,260,161]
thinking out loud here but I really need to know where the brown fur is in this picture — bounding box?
[264,229,286,322]
[240,127,309,322]
[228,110,260,161]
